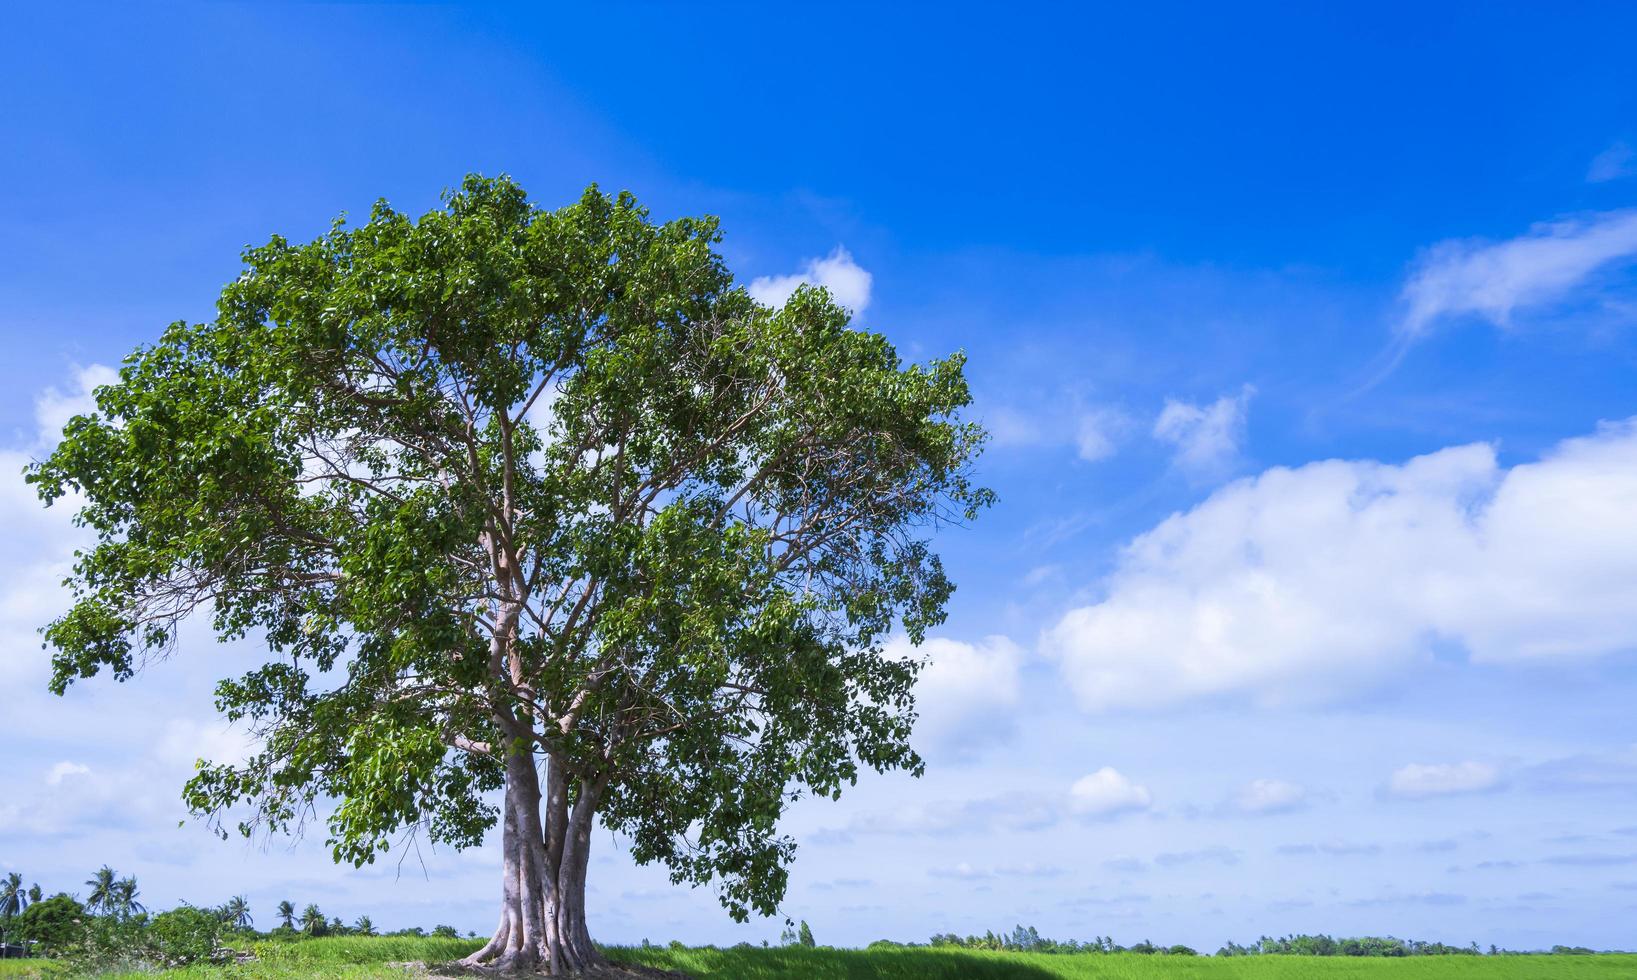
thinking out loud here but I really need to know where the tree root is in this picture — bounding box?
[427,959,692,979]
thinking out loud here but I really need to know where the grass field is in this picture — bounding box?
[2,937,1634,978]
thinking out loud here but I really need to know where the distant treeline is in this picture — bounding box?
[886,926,1617,957]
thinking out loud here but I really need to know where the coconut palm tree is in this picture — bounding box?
[299,903,325,936]
[110,876,144,918]
[85,866,117,915]
[276,900,295,930]
[0,873,24,919]
[222,895,253,930]
[353,915,375,936]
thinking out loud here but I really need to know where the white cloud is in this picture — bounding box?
[33,364,119,449]
[1152,385,1254,477]
[928,862,990,880]
[155,718,258,771]
[1155,845,1240,867]
[1074,408,1128,462]
[46,761,91,786]
[1068,767,1152,818]
[0,365,114,686]
[984,402,1131,463]
[1398,209,1637,337]
[1042,419,1637,712]
[1386,761,1503,800]
[1230,778,1308,815]
[1588,142,1636,183]
[889,635,1024,755]
[928,862,1061,880]
[818,791,1060,841]
[748,246,873,315]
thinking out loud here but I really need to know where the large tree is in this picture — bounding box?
[31,176,990,974]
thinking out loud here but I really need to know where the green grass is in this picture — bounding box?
[3,939,1634,978]
[609,947,1637,979]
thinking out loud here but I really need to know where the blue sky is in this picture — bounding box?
[4,1,1637,953]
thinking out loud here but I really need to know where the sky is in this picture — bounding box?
[4,0,1637,954]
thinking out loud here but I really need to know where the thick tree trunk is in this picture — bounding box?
[549,779,603,971]
[465,757,605,975]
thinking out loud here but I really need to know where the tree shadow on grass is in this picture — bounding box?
[606,945,1065,980]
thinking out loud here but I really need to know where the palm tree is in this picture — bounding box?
[25,885,41,905]
[0,873,24,919]
[276,900,295,930]
[110,876,144,918]
[299,903,325,936]
[353,915,375,936]
[85,866,117,915]
[222,895,253,930]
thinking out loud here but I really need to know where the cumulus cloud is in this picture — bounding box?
[748,246,873,315]
[1229,778,1308,815]
[32,364,119,446]
[1042,419,1637,712]
[0,365,114,686]
[888,635,1024,756]
[1152,385,1254,477]
[1385,761,1503,800]
[1398,209,1637,337]
[1068,767,1152,818]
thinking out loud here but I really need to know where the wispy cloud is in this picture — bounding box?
[983,401,1133,463]
[1154,845,1240,867]
[1588,142,1636,183]
[1227,778,1309,815]
[1152,385,1254,478]
[1385,761,1504,800]
[1277,841,1383,858]
[1398,210,1637,338]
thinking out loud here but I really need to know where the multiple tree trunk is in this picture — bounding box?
[462,596,612,975]
[464,750,606,974]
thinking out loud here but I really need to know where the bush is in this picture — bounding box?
[17,895,85,955]
[147,906,223,966]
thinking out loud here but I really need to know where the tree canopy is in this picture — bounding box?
[31,175,989,971]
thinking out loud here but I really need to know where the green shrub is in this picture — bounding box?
[17,895,84,955]
[147,905,223,966]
